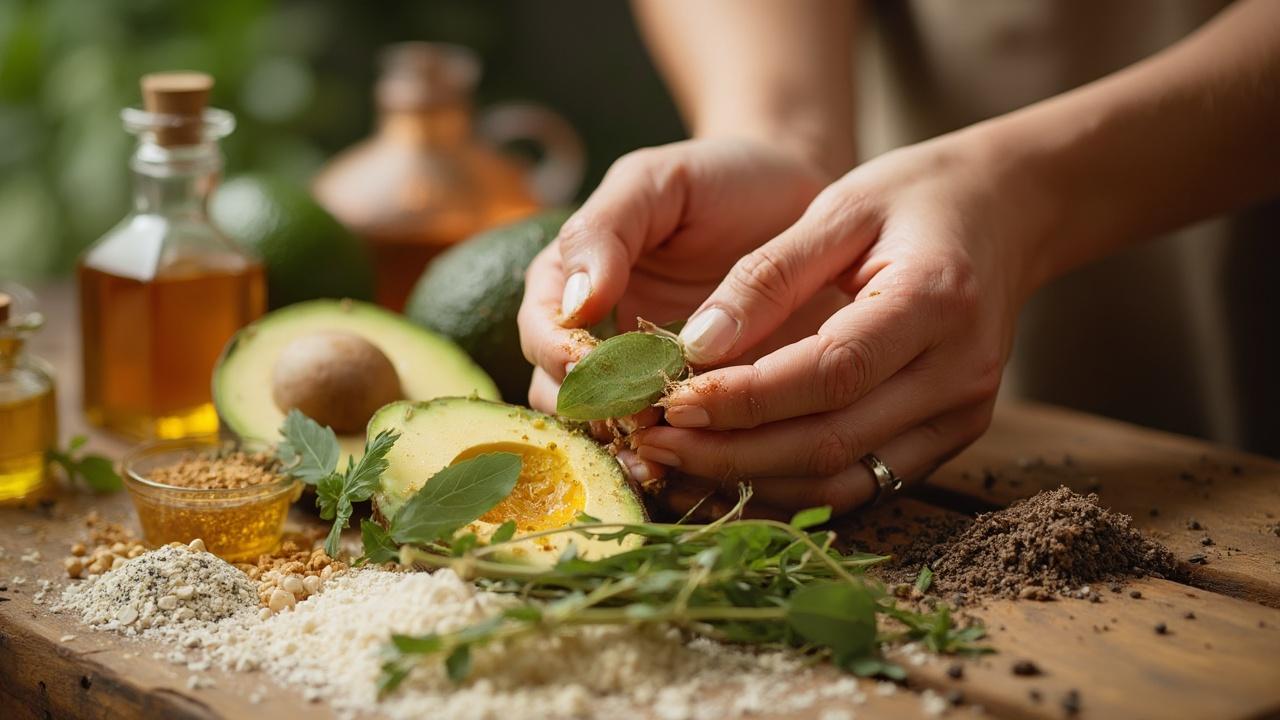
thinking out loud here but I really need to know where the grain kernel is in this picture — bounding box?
[111,542,127,554]
[268,588,295,613]
[188,538,206,553]
[158,595,178,611]
[64,557,84,578]
[116,606,139,625]
[281,575,305,596]
[70,543,87,557]
[302,575,322,595]
[259,607,273,621]
[110,556,127,571]
[173,607,195,622]
[175,585,195,600]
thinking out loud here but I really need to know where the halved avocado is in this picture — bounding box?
[370,397,646,562]
[214,299,499,459]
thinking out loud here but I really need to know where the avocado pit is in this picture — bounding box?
[271,331,403,434]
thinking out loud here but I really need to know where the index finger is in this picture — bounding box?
[517,241,598,381]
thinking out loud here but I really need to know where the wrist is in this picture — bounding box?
[693,105,854,181]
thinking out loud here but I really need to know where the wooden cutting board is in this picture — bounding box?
[3,284,1278,720]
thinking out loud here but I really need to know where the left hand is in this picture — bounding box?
[639,131,1048,518]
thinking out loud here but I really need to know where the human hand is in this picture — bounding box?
[517,138,830,483]
[637,132,1047,518]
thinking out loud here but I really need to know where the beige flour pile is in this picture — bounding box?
[62,564,875,720]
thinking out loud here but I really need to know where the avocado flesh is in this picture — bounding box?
[214,300,499,460]
[405,209,572,401]
[370,397,645,562]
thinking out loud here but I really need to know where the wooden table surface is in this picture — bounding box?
[3,284,1279,720]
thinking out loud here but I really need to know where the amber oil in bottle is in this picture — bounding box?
[0,288,58,505]
[79,73,264,440]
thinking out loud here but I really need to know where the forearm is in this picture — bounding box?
[632,0,857,177]
[966,0,1280,290]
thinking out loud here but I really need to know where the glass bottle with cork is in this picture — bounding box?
[79,72,265,441]
[313,42,584,310]
[0,286,57,505]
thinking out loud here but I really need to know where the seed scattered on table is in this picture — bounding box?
[1012,660,1041,676]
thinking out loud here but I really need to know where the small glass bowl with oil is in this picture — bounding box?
[123,437,301,561]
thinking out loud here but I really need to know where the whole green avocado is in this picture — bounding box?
[211,173,376,309]
[404,208,572,401]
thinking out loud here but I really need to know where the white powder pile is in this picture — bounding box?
[59,544,258,633]
[61,557,874,719]
[195,567,870,720]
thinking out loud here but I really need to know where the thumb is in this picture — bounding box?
[556,149,685,326]
[679,191,880,365]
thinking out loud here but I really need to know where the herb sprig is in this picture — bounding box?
[47,435,122,493]
[376,488,990,693]
[276,410,402,557]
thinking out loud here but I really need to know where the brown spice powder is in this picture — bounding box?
[149,450,283,490]
[888,487,1179,602]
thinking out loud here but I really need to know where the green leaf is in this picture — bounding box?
[68,435,88,452]
[503,606,542,622]
[277,409,339,485]
[451,533,479,556]
[445,645,471,683]
[846,657,906,680]
[76,456,124,493]
[556,331,686,420]
[787,582,878,658]
[315,473,344,520]
[490,520,517,544]
[914,566,934,594]
[345,429,400,502]
[377,663,410,695]
[361,519,400,564]
[790,506,832,530]
[391,633,442,655]
[390,453,522,545]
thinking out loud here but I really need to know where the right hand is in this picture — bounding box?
[517,138,831,485]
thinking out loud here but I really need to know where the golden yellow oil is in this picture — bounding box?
[456,442,586,531]
[0,383,56,505]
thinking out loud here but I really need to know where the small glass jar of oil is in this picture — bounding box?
[0,284,57,506]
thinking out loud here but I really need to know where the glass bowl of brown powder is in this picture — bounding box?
[123,437,302,561]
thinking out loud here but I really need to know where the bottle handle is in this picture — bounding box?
[479,102,585,206]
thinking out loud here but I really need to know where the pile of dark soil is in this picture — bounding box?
[888,487,1180,602]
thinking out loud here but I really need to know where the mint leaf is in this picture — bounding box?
[556,331,686,420]
[277,409,339,485]
[444,645,471,683]
[790,506,832,530]
[47,440,122,494]
[390,453,522,545]
[361,519,400,564]
[345,429,399,502]
[787,582,877,659]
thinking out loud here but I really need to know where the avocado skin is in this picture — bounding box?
[404,209,573,402]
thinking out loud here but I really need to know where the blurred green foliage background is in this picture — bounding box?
[0,0,684,280]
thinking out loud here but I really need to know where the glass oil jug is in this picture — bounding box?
[0,284,57,505]
[78,72,265,441]
[313,42,585,310]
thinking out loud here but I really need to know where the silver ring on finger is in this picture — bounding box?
[860,453,902,506]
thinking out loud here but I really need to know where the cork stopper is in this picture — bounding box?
[141,71,213,146]
[0,293,10,325]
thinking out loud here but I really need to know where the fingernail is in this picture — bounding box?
[665,405,710,428]
[564,361,577,375]
[561,272,591,319]
[638,445,682,467]
[679,308,739,364]
[618,452,651,484]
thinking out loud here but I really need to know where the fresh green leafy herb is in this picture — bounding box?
[360,519,399,564]
[389,453,522,545]
[914,565,934,594]
[790,505,832,530]
[277,409,339,485]
[47,436,122,494]
[377,488,989,693]
[277,411,401,557]
[556,330,686,420]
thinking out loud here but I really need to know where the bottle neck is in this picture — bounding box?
[377,103,473,146]
[130,140,222,217]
